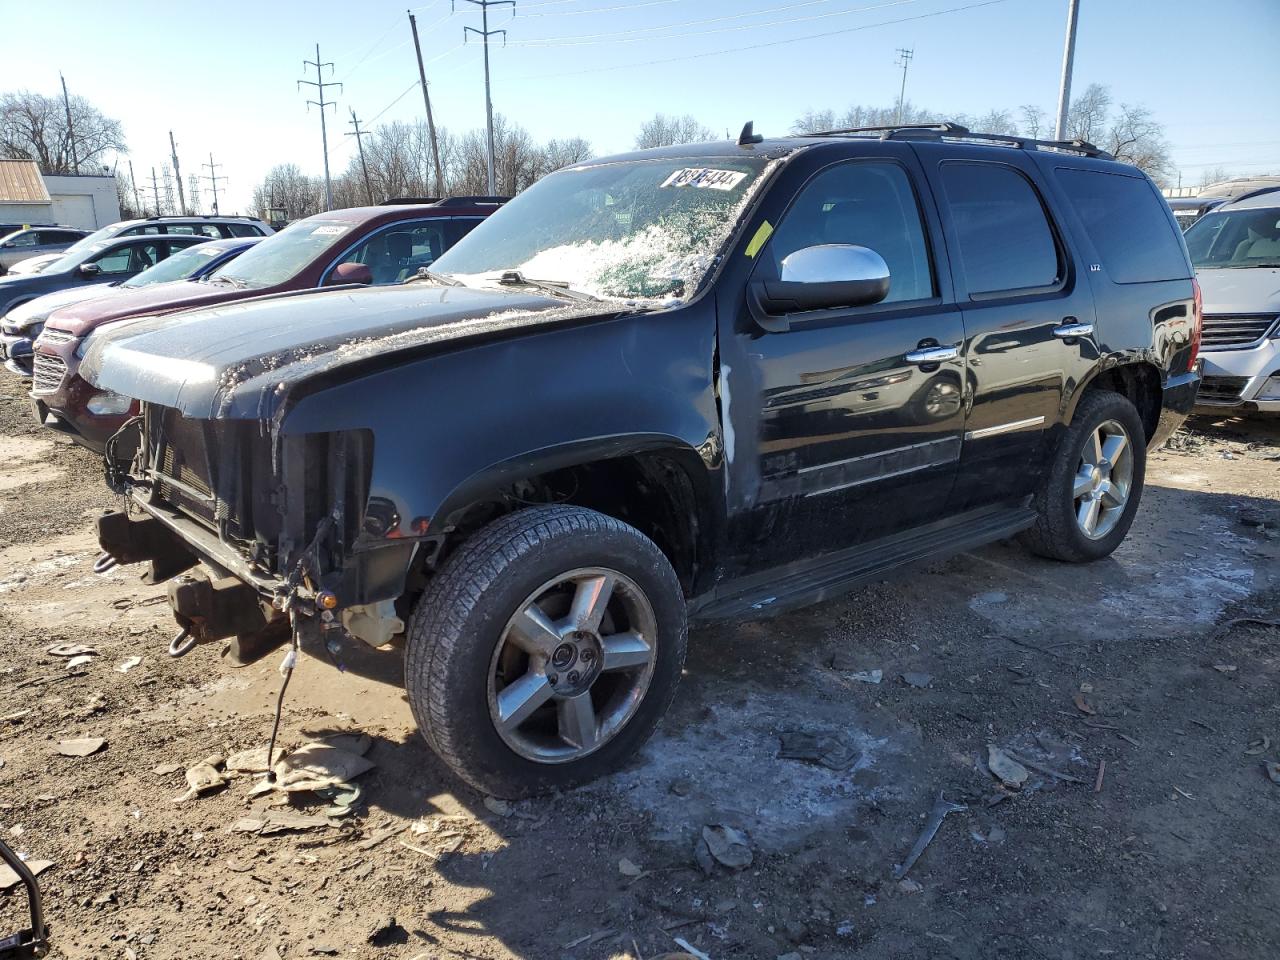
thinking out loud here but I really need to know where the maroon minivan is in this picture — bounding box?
[31,198,503,451]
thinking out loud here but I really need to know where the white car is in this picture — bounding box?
[1184,192,1280,413]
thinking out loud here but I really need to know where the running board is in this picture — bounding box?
[690,503,1036,622]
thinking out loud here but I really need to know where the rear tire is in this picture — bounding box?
[405,505,687,798]
[1021,390,1147,563]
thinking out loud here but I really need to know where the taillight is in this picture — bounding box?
[1187,278,1203,372]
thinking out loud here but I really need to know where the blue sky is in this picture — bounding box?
[5,0,1278,211]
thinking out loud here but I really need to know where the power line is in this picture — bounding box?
[894,47,913,125]
[345,110,375,204]
[508,0,1009,81]
[507,0,911,44]
[298,44,342,211]
[458,0,515,196]
[410,8,447,198]
[201,154,228,216]
[521,0,685,16]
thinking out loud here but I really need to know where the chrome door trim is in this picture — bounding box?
[964,415,1046,441]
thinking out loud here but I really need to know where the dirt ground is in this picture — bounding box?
[1,373,1278,960]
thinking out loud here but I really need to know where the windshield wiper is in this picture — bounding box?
[405,267,463,287]
[496,270,600,303]
[206,274,249,288]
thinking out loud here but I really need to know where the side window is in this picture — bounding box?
[768,161,934,304]
[1056,168,1189,283]
[226,223,263,238]
[8,231,38,247]
[333,221,449,285]
[122,225,162,235]
[90,247,135,274]
[93,242,161,274]
[166,224,197,235]
[939,162,1060,296]
[443,218,484,250]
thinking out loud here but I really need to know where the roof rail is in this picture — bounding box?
[437,195,510,206]
[1230,184,1280,205]
[802,122,1112,160]
[379,196,442,206]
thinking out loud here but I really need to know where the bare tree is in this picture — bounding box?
[1019,104,1047,138]
[1065,83,1112,145]
[0,89,125,174]
[790,109,837,135]
[634,113,712,149]
[542,137,593,173]
[1197,166,1238,190]
[251,163,324,221]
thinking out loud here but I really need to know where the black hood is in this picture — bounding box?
[80,282,610,420]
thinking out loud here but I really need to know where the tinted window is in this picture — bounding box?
[226,223,264,238]
[7,231,39,247]
[1184,206,1280,268]
[1056,168,1188,283]
[92,241,162,274]
[940,162,1059,295]
[768,161,934,303]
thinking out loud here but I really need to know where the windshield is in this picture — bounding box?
[62,224,121,257]
[431,157,772,301]
[211,218,353,288]
[1185,207,1280,268]
[42,241,115,273]
[121,242,225,287]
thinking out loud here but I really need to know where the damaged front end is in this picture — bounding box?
[96,404,414,662]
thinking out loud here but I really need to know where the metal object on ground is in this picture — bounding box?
[0,837,50,959]
[892,792,967,881]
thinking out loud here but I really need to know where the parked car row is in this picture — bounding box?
[0,199,501,445]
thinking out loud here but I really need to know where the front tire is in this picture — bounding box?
[1021,390,1147,563]
[405,505,687,798]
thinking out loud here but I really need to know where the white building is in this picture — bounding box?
[0,159,121,230]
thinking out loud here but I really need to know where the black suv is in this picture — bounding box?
[86,123,1201,797]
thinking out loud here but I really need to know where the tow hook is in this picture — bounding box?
[92,552,118,574]
[168,627,198,658]
[0,837,50,959]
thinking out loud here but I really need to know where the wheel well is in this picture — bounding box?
[1081,363,1161,442]
[429,452,706,595]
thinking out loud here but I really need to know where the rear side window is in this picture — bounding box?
[939,161,1060,296]
[1056,168,1189,283]
[226,223,264,238]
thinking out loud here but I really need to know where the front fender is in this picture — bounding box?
[280,305,722,541]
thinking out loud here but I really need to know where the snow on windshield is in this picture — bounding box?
[436,158,776,302]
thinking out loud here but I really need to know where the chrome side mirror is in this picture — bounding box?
[753,244,891,319]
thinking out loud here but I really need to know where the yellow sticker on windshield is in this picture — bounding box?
[744,220,774,259]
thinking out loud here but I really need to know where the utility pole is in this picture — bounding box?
[127,159,142,217]
[202,153,228,215]
[459,0,515,196]
[1053,0,1081,141]
[409,9,447,198]
[298,44,342,211]
[59,73,80,174]
[345,110,375,205]
[169,131,187,215]
[149,166,162,216]
[894,48,913,126]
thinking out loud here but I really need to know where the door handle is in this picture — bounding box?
[904,345,959,365]
[1053,321,1094,339]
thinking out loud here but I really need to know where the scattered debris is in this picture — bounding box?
[1173,786,1196,801]
[892,793,966,880]
[173,755,228,803]
[986,746,1029,790]
[901,672,933,689]
[986,824,1006,844]
[1007,751,1088,785]
[46,642,97,658]
[1265,763,1280,786]
[226,746,275,774]
[1212,663,1238,674]
[777,730,859,771]
[57,737,106,757]
[483,796,512,817]
[356,825,402,851]
[698,824,752,872]
[0,858,53,892]
[670,778,692,797]
[1073,692,1097,716]
[849,669,883,684]
[1095,759,1106,793]
[116,656,143,673]
[153,762,183,776]
[1244,737,1271,756]
[618,857,643,877]
[230,812,331,836]
[897,878,923,894]
[65,654,95,670]
[672,937,712,960]
[273,742,375,792]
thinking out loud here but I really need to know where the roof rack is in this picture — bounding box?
[379,197,442,205]
[803,122,1112,160]
[437,195,510,206]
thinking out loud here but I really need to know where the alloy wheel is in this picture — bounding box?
[487,567,658,763]
[1072,418,1133,539]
